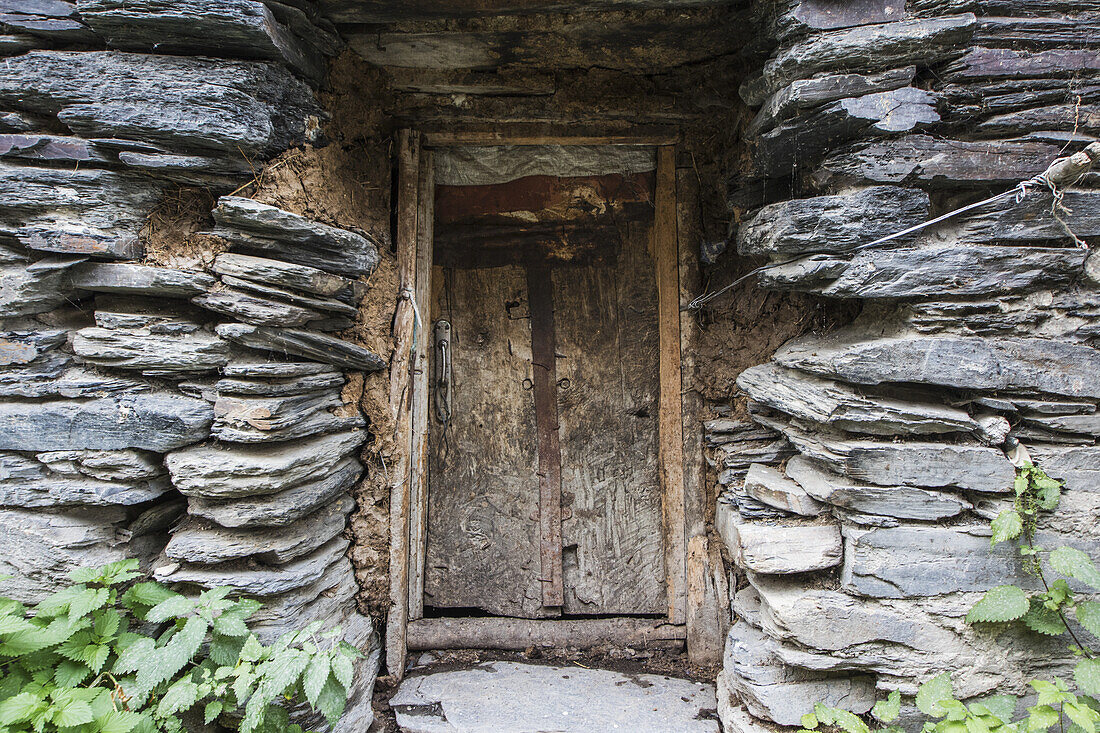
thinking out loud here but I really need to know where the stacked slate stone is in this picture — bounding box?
[720,1,1100,731]
[0,3,382,730]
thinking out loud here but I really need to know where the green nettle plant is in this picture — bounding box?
[0,560,363,733]
[801,460,1100,733]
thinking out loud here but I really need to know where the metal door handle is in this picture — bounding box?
[434,320,452,424]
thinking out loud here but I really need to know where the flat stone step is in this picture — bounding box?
[390,661,719,733]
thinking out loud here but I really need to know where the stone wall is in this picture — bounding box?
[0,3,383,729]
[715,0,1100,730]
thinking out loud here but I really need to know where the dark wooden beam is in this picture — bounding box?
[527,263,564,609]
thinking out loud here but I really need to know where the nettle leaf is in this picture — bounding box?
[157,679,200,719]
[917,673,955,717]
[315,674,349,727]
[331,653,354,691]
[1028,704,1061,731]
[54,659,91,688]
[113,637,155,675]
[1023,598,1068,636]
[121,583,177,616]
[967,586,1030,624]
[973,695,1017,724]
[136,616,208,692]
[1050,548,1100,590]
[303,654,331,708]
[1032,471,1063,511]
[1065,702,1098,733]
[991,510,1024,546]
[204,701,224,725]
[873,691,902,723]
[0,615,33,636]
[965,714,992,733]
[145,595,195,624]
[97,709,146,733]
[1076,602,1100,639]
[0,692,44,726]
[1077,660,1100,698]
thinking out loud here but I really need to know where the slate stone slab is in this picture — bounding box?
[743,463,825,516]
[22,228,143,260]
[840,524,1038,597]
[771,0,907,43]
[0,365,148,399]
[716,502,841,574]
[216,323,386,372]
[0,51,320,156]
[0,451,171,508]
[0,258,81,317]
[815,135,1061,188]
[222,360,337,378]
[187,459,359,527]
[155,536,348,596]
[785,455,971,520]
[73,327,229,375]
[0,394,212,452]
[193,287,322,327]
[748,66,915,138]
[213,253,362,299]
[76,0,325,81]
[0,161,164,232]
[214,371,344,396]
[69,263,215,298]
[165,498,351,565]
[166,428,363,499]
[737,363,975,436]
[943,47,1100,82]
[752,87,940,176]
[723,621,875,726]
[219,274,359,317]
[0,507,164,603]
[762,246,1088,299]
[212,388,363,442]
[0,327,65,366]
[0,133,111,163]
[738,186,929,257]
[214,407,363,443]
[760,415,1015,492]
[391,662,719,733]
[213,196,380,277]
[35,448,164,481]
[760,15,976,98]
[776,330,1100,399]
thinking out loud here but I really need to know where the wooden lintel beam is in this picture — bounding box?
[407,617,686,651]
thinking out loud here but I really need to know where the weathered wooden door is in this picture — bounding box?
[424,147,665,619]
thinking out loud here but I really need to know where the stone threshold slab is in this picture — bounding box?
[390,660,719,732]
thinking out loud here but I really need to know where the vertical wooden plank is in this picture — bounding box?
[655,145,687,625]
[385,129,420,680]
[408,149,435,619]
[678,165,726,663]
[527,264,565,608]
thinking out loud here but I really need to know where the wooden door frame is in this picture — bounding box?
[385,131,695,679]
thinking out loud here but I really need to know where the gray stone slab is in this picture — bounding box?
[193,286,323,327]
[155,536,348,596]
[219,274,359,316]
[391,662,719,733]
[737,363,975,436]
[760,15,975,98]
[0,451,170,508]
[34,448,164,481]
[187,459,359,527]
[786,455,971,520]
[743,463,825,516]
[69,262,215,298]
[776,330,1100,399]
[76,0,325,81]
[737,186,929,257]
[222,360,338,378]
[213,253,361,298]
[214,372,344,396]
[73,327,229,375]
[0,51,319,156]
[0,259,81,317]
[0,393,212,452]
[166,428,364,498]
[0,328,65,366]
[216,323,386,372]
[762,246,1087,298]
[0,506,164,603]
[0,365,149,399]
[213,196,380,277]
[716,501,841,574]
[165,497,352,564]
[723,621,875,726]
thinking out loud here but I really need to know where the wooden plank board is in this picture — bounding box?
[424,132,679,147]
[527,264,565,608]
[385,130,421,679]
[424,266,549,618]
[553,219,665,615]
[407,617,686,651]
[408,149,435,620]
[654,144,686,625]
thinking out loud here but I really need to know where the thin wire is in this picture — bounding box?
[687,171,1070,311]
